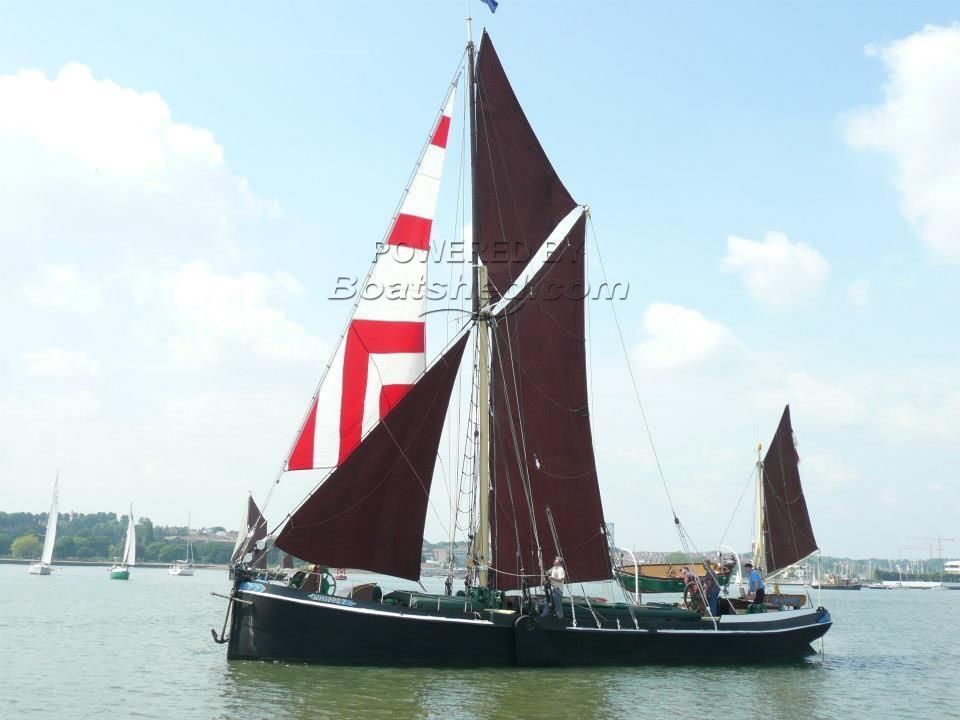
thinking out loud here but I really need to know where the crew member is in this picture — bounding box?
[540,556,566,619]
[745,561,766,605]
[703,563,721,617]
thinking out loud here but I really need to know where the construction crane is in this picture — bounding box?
[903,536,956,560]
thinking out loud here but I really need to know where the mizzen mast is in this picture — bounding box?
[752,442,766,575]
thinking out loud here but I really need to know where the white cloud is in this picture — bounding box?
[882,392,960,441]
[0,63,279,258]
[24,264,102,312]
[722,232,830,309]
[633,302,735,370]
[845,24,960,263]
[756,372,864,425]
[847,278,870,308]
[163,261,325,367]
[20,348,100,378]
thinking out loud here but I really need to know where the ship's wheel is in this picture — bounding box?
[683,584,705,614]
[319,569,337,596]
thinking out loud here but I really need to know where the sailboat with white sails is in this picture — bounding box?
[28,475,60,576]
[169,515,195,576]
[217,22,832,666]
[109,505,136,580]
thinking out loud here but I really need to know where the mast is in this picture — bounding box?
[752,442,766,574]
[476,267,491,588]
[467,15,491,589]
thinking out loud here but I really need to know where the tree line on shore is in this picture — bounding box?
[0,511,235,564]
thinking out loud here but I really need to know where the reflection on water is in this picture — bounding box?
[216,656,833,720]
[218,663,613,720]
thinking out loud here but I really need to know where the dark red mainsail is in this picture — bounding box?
[475,32,578,301]
[488,215,610,590]
[275,334,468,581]
[762,405,818,576]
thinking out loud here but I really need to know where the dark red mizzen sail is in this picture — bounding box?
[275,334,468,581]
[231,495,268,569]
[488,215,610,590]
[762,405,818,576]
[475,32,578,301]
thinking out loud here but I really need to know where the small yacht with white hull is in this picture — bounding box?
[219,25,832,667]
[109,505,136,580]
[169,515,195,576]
[29,475,60,576]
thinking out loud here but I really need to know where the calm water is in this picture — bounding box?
[2,564,957,719]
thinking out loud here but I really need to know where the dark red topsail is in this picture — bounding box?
[475,31,578,301]
[762,405,818,576]
[274,335,468,581]
[488,215,610,590]
[231,495,268,569]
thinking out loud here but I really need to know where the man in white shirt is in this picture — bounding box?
[540,556,566,619]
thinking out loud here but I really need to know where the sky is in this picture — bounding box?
[1,2,958,560]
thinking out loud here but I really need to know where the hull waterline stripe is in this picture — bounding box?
[238,589,497,626]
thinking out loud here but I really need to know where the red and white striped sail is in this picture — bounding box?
[287,84,457,471]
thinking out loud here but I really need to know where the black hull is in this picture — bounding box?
[226,581,832,667]
[227,582,515,666]
[514,612,831,667]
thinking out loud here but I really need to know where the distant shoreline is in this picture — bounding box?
[0,557,228,570]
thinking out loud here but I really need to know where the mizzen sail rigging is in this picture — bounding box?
[761,405,818,576]
[230,494,268,569]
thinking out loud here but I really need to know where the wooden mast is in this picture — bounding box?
[752,442,766,574]
[467,19,491,589]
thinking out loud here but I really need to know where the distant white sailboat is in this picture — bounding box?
[169,514,195,576]
[28,475,60,575]
[109,505,136,580]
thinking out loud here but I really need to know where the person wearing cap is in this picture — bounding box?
[540,556,566,619]
[745,561,766,605]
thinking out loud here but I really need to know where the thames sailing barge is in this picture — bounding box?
[220,29,832,666]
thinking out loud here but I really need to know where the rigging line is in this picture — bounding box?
[361,336,474,542]
[585,225,600,490]
[518,364,587,413]
[586,214,679,520]
[718,462,762,547]
[493,282,553,560]
[452,335,480,559]
[674,518,719,629]
[254,54,467,524]
[274,358,459,535]
[446,84,470,551]
[268,326,473,544]
[474,73,534,295]
[491,316,544,579]
[485,364,520,570]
